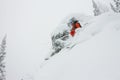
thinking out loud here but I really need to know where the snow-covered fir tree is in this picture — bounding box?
[110,0,120,13]
[0,36,6,80]
[50,30,69,57]
[92,0,109,16]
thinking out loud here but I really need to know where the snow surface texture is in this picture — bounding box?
[37,12,120,80]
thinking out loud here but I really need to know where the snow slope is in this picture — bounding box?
[35,12,120,80]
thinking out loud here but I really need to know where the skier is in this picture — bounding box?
[68,17,82,37]
[44,17,82,61]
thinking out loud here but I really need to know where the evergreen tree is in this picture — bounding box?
[92,0,109,16]
[0,35,6,80]
[110,0,120,13]
[51,30,69,57]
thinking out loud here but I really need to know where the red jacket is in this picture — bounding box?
[70,22,81,37]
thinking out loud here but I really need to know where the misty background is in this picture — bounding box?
[0,0,113,80]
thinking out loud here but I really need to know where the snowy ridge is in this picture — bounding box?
[46,12,120,60]
[36,12,120,80]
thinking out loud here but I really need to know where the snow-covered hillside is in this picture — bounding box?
[1,0,120,80]
[35,12,120,80]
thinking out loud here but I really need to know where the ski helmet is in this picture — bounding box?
[68,17,78,27]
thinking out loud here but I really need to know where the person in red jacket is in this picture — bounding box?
[68,18,82,37]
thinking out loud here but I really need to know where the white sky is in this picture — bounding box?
[0,0,112,80]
